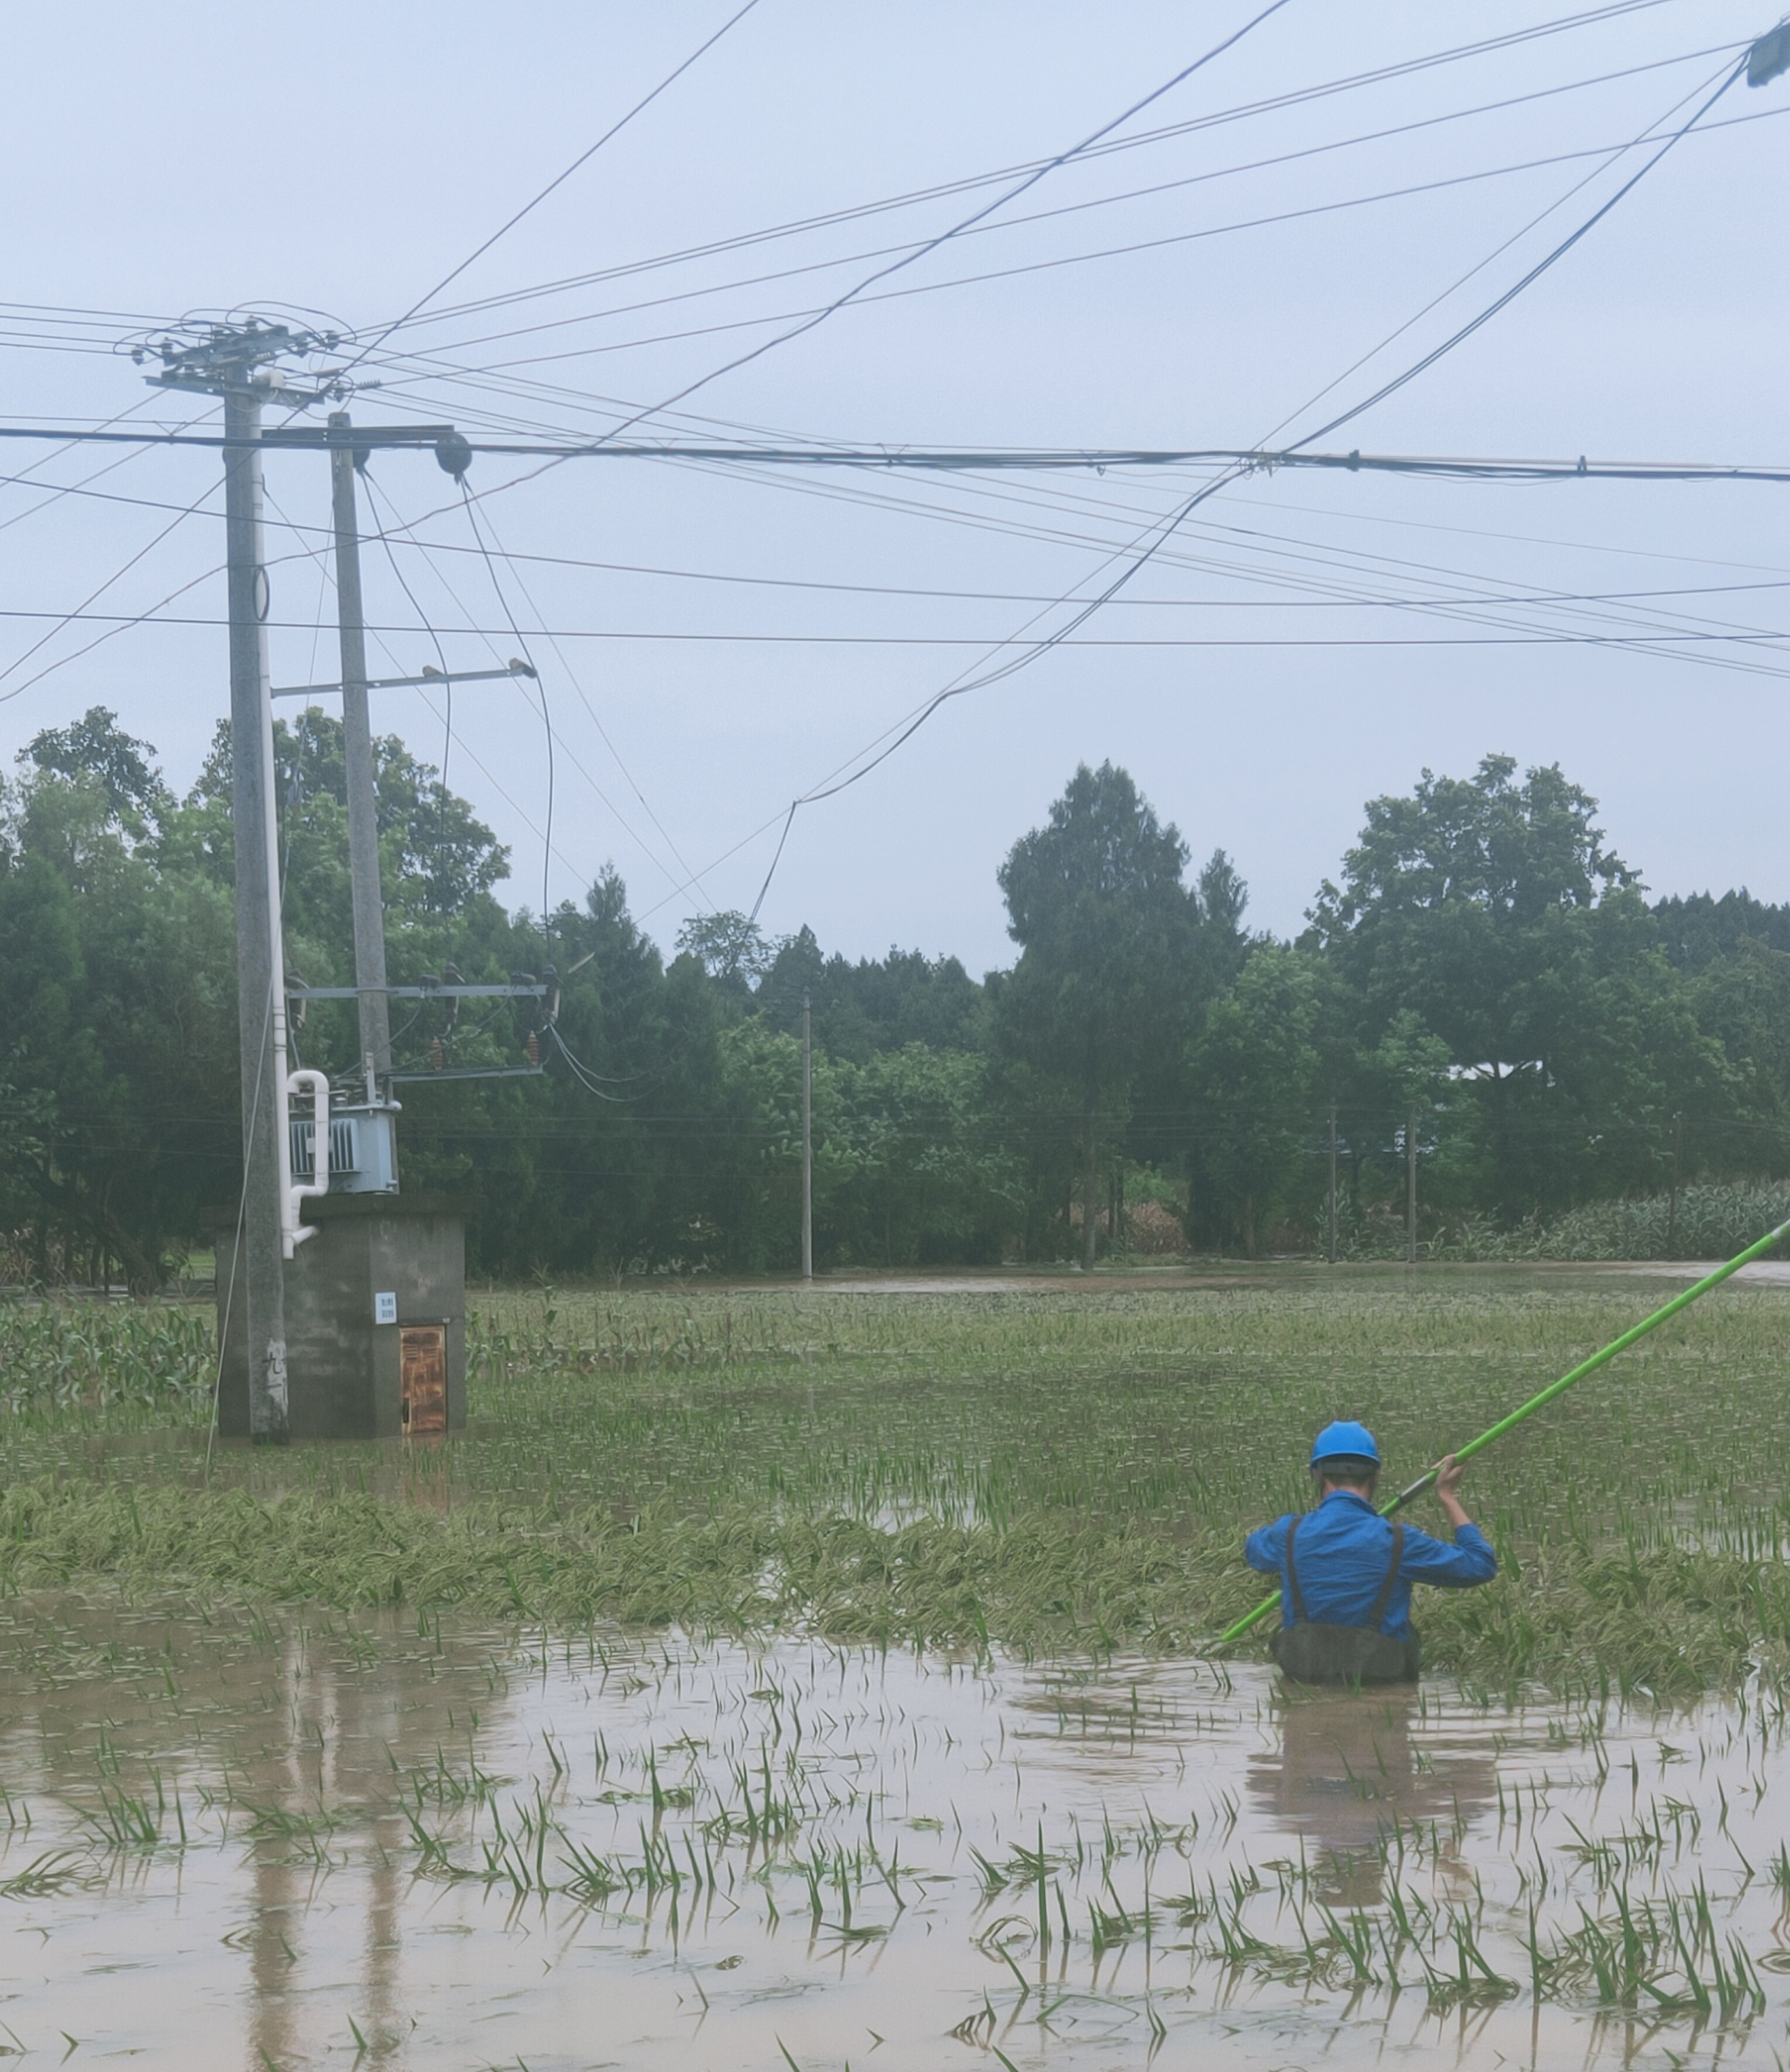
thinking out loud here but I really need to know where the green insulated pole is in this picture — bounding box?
[1219,1215,1790,1644]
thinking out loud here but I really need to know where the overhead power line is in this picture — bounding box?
[599,0,1296,446]
[13,608,1788,655]
[369,0,1691,340]
[390,40,1747,368]
[697,46,1758,923]
[339,0,766,381]
[12,421,1790,485]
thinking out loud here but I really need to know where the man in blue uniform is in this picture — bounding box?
[1244,1420,1496,1684]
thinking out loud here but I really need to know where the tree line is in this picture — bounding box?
[0,708,1784,1289]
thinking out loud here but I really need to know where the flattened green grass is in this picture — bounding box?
[4,1268,1789,1693]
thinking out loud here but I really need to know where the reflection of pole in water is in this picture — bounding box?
[1248,1691,1497,1907]
[228,1615,513,2058]
[245,1630,308,2068]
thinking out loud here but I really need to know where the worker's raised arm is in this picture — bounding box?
[1244,1515,1289,1574]
[1399,1458,1495,1586]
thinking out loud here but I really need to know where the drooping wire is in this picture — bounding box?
[461,495,711,914]
[351,469,660,894]
[1294,49,1751,449]
[544,1023,632,1102]
[717,52,1754,921]
[601,0,1294,443]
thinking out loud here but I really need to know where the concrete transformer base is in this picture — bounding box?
[215,1195,467,1440]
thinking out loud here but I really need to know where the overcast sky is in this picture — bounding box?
[4,1,1788,974]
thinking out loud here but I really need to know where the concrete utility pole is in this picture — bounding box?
[140,321,349,1443]
[801,992,813,1281]
[224,372,293,1443]
[327,414,392,1082]
[1668,1110,1684,1258]
[1406,1104,1419,1266]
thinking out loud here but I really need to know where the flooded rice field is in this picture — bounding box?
[7,1597,1790,2070]
[6,1273,1790,2063]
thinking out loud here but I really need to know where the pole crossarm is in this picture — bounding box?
[271,660,536,700]
[1217,1214,1790,1645]
[287,984,546,1001]
[261,423,456,449]
[384,1065,545,1083]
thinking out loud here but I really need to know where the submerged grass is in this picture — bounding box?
[2,1268,1789,1692]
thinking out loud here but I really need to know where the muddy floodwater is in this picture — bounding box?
[5,1599,1790,2068]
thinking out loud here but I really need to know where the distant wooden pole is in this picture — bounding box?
[1406,1104,1418,1266]
[1668,1109,1684,1258]
[801,992,813,1282]
[1328,1099,1339,1265]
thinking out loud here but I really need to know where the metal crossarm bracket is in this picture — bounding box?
[286,984,546,1001]
[271,659,537,700]
[384,1065,546,1083]
[260,423,456,449]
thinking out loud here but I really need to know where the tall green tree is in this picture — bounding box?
[1309,755,1726,1215]
[0,758,236,1290]
[1188,945,1322,1255]
[993,763,1198,1267]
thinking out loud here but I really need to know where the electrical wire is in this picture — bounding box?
[18,603,1790,657]
[581,2,1297,445]
[394,95,1785,383]
[340,0,765,381]
[357,469,695,901]
[1298,52,1751,449]
[257,4,1304,608]
[358,466,461,905]
[458,483,555,932]
[467,496,713,915]
[0,554,227,708]
[678,48,1760,922]
[312,518,1790,614]
[0,393,206,544]
[395,56,1761,371]
[0,475,222,699]
[317,14,1724,925]
[544,1024,632,1101]
[23,603,1790,655]
[373,0,1693,340]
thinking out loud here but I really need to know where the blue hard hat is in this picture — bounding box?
[1310,1420,1381,1468]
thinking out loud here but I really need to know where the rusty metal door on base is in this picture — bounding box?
[400,1324,448,1434]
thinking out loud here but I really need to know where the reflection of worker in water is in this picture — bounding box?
[1249,1689,1497,1907]
[1244,1421,1495,1684]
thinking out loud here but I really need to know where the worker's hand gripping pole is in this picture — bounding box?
[1217,1216,1790,1646]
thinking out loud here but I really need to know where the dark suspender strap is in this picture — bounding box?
[1364,1522,1405,1634]
[1283,1513,1311,1625]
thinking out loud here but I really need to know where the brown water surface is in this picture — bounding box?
[1,1595,1785,2068]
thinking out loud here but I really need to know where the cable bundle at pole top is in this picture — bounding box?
[1,6,1789,939]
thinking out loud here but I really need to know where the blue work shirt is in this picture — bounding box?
[1244,1487,1496,1639]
